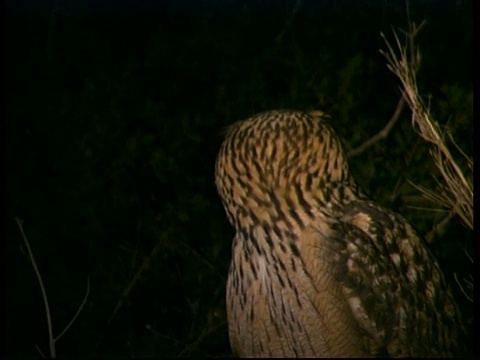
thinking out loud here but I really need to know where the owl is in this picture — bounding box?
[215,110,463,357]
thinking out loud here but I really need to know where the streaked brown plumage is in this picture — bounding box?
[215,110,463,357]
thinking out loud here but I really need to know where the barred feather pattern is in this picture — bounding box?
[215,110,463,357]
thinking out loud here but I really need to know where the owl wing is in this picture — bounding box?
[325,200,462,357]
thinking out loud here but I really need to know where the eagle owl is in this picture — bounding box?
[215,110,463,357]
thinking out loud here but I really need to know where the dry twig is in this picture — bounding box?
[16,218,90,358]
[380,28,473,231]
[347,20,425,158]
[347,97,405,158]
[380,7,472,303]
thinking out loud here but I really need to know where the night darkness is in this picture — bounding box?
[4,0,473,357]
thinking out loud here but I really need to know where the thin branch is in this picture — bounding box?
[55,277,90,342]
[425,212,454,244]
[146,324,190,348]
[15,218,56,358]
[175,238,227,284]
[35,344,46,359]
[275,0,302,43]
[105,239,163,327]
[454,272,473,303]
[347,18,425,159]
[175,319,227,358]
[347,96,405,158]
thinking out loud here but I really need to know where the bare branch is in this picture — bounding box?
[35,344,46,359]
[454,272,473,303]
[347,17,426,159]
[175,319,227,358]
[425,212,454,244]
[16,218,91,357]
[275,0,302,43]
[55,277,90,342]
[347,96,405,158]
[15,218,56,358]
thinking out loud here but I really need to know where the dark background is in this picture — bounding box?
[4,0,473,357]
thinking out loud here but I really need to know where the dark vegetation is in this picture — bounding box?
[4,0,473,357]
